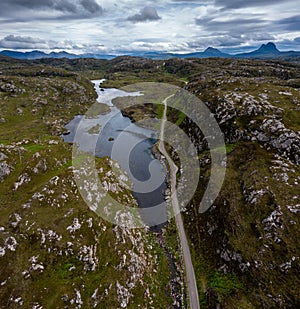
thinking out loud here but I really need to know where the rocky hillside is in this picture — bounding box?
[180,58,300,308]
[0,58,174,308]
[1,55,299,308]
[88,56,300,308]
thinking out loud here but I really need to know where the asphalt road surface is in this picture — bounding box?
[158,94,200,309]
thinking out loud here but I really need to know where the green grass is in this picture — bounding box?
[283,108,300,131]
[2,54,300,308]
[179,77,189,84]
[155,102,164,119]
[209,272,243,302]
[226,143,238,154]
[175,111,186,126]
[23,144,48,152]
[0,62,174,307]
[188,140,300,307]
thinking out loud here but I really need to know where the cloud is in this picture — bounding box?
[80,0,103,13]
[187,35,244,49]
[195,16,269,33]
[0,0,103,20]
[0,0,300,54]
[214,0,289,10]
[0,34,110,53]
[0,35,48,49]
[53,1,78,13]
[276,15,300,31]
[276,36,300,50]
[0,34,70,50]
[127,7,161,23]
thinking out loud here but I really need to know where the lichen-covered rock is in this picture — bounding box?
[0,161,11,182]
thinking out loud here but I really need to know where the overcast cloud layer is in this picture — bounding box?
[0,0,300,54]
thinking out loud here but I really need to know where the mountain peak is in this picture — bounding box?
[258,42,280,54]
[203,47,223,55]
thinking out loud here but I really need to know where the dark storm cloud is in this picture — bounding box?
[0,0,299,54]
[80,0,102,13]
[53,1,77,13]
[127,7,161,23]
[172,0,292,8]
[214,0,288,10]
[195,16,269,33]
[0,34,103,51]
[171,0,210,3]
[3,0,52,8]
[276,15,300,31]
[0,35,48,49]
[0,0,103,19]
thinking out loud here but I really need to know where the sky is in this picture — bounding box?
[0,0,300,54]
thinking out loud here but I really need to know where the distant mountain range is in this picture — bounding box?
[1,42,300,61]
[0,50,116,60]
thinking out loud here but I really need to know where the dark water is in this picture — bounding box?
[63,80,167,229]
[63,80,182,307]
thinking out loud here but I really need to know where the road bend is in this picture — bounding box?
[158,94,200,309]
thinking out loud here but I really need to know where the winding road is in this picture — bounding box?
[158,95,200,309]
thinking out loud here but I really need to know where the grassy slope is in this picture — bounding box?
[0,59,172,308]
[90,56,300,308]
[182,58,300,308]
[2,55,299,308]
